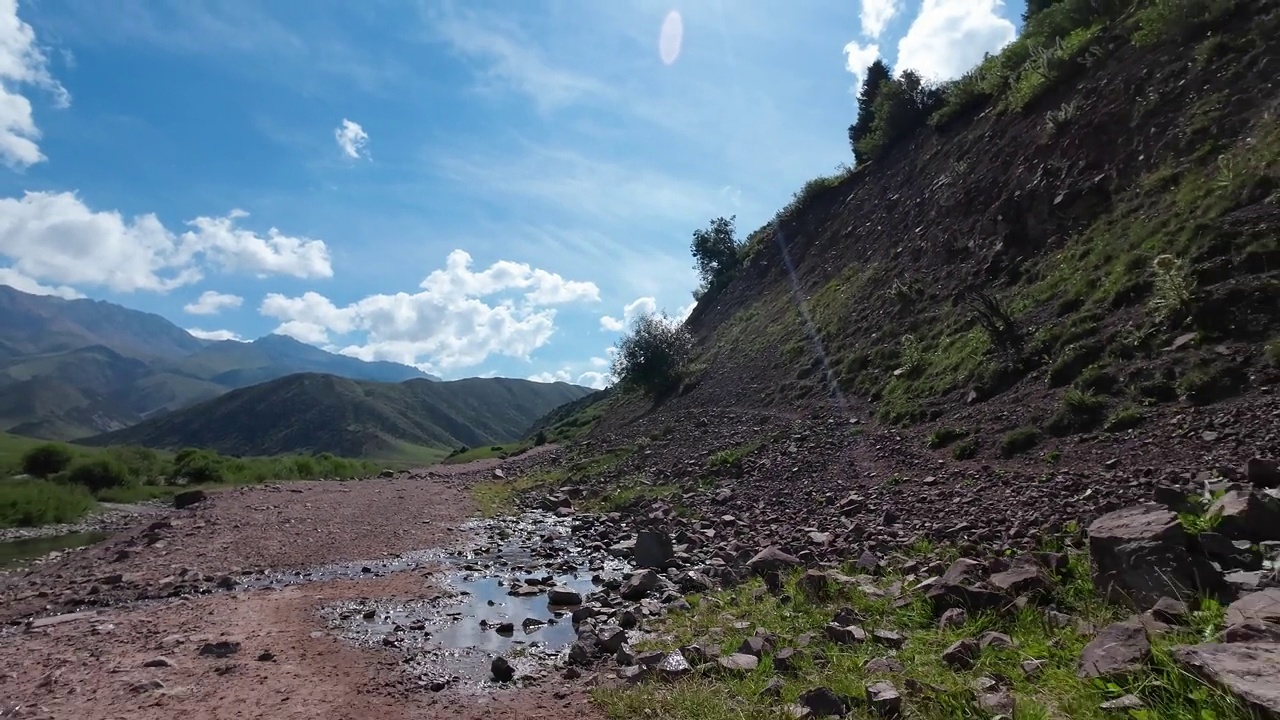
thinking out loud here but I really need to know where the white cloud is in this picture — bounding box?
[895,0,1017,81]
[860,0,902,39]
[183,289,243,315]
[528,369,570,384]
[528,367,611,390]
[334,118,369,159]
[576,371,610,390]
[260,249,599,371]
[0,266,82,298]
[0,0,70,169]
[0,191,332,293]
[843,40,881,88]
[599,296,657,333]
[186,327,243,342]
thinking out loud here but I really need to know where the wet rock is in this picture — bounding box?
[197,641,240,659]
[1088,503,1222,610]
[717,653,758,674]
[747,547,801,575]
[942,638,979,670]
[866,680,903,718]
[173,490,207,510]
[521,617,545,630]
[799,687,847,718]
[491,656,515,682]
[635,530,675,569]
[1173,643,1280,716]
[1246,458,1279,489]
[1078,618,1150,679]
[620,569,660,600]
[597,626,628,653]
[548,586,583,606]
[494,622,515,634]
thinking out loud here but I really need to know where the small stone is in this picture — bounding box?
[143,657,174,668]
[1100,694,1144,710]
[866,680,903,718]
[1079,619,1150,679]
[979,631,1014,649]
[864,657,904,674]
[943,638,980,670]
[491,656,515,682]
[717,653,758,674]
[939,607,968,629]
[826,623,867,645]
[1021,658,1048,678]
[1151,597,1191,625]
[256,651,275,662]
[798,687,847,718]
[198,641,240,659]
[774,647,799,673]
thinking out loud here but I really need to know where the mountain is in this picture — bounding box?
[0,286,442,439]
[83,373,595,458]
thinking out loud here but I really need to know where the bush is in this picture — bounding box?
[1104,405,1147,432]
[21,443,75,478]
[66,458,135,493]
[927,427,969,450]
[534,430,548,446]
[849,59,894,165]
[0,478,97,528]
[611,312,695,397]
[172,450,226,485]
[1001,427,1043,456]
[691,216,743,298]
[952,439,979,460]
[1046,389,1108,436]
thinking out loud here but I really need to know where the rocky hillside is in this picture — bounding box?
[82,373,595,458]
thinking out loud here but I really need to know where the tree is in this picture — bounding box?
[848,59,893,165]
[611,312,695,397]
[691,215,741,291]
[21,443,75,478]
[67,458,134,493]
[1023,0,1064,23]
[853,70,944,163]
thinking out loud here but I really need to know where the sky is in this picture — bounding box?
[0,0,1027,388]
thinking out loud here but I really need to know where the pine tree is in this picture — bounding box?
[848,59,893,166]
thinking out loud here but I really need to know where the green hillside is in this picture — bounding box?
[82,373,594,458]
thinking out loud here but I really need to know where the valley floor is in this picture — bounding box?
[0,446,599,720]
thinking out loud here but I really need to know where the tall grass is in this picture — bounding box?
[0,478,97,528]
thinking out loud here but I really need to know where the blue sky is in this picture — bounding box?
[0,0,1026,386]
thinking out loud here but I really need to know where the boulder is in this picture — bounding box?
[747,546,802,575]
[620,569,660,601]
[547,586,583,606]
[1225,589,1280,628]
[1078,618,1150,679]
[173,490,208,510]
[1246,457,1278,489]
[1088,503,1222,610]
[1210,489,1280,542]
[635,530,674,569]
[1174,643,1280,717]
[490,656,515,682]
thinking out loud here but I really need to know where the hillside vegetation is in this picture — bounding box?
[82,373,594,458]
[597,0,1277,454]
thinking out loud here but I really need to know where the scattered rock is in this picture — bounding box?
[826,623,868,646]
[938,607,968,629]
[197,641,240,659]
[988,557,1052,596]
[256,651,275,662]
[1210,489,1280,542]
[866,680,903,718]
[1021,659,1047,678]
[799,687,847,718]
[717,653,759,674]
[1078,619,1150,679]
[1173,643,1280,717]
[491,656,515,682]
[173,490,208,510]
[978,689,1016,716]
[1225,589,1280,628]
[747,547,802,575]
[635,530,675,569]
[620,569,660,601]
[1088,504,1222,610]
[1100,694,1144,710]
[1150,597,1190,625]
[143,657,174,668]
[864,657,904,674]
[978,631,1014,649]
[547,586,583,605]
[942,638,979,670]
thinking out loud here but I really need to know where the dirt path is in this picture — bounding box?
[0,448,603,720]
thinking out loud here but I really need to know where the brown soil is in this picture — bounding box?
[0,447,603,720]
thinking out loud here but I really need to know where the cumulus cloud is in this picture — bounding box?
[842,40,881,87]
[260,249,600,371]
[0,191,332,293]
[0,0,70,169]
[895,0,1017,81]
[183,290,243,315]
[599,296,657,332]
[528,367,611,390]
[186,327,243,342]
[334,118,369,159]
[860,0,901,39]
[0,266,82,298]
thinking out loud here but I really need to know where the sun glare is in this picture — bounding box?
[659,10,683,65]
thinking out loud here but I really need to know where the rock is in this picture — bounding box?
[1100,694,1144,710]
[1150,597,1191,625]
[1088,503,1222,610]
[938,607,968,629]
[547,586,583,606]
[635,530,675,569]
[864,657,904,674]
[143,657,174,668]
[925,558,1007,612]
[799,570,830,598]
[760,676,786,698]
[173,490,208,510]
[1198,532,1264,571]
[737,635,772,658]
[1225,589,1280,627]
[747,547,801,575]
[493,622,515,634]
[1078,618,1150,679]
[596,626,628,653]
[717,653,758,674]
[857,550,882,574]
[131,679,165,693]
[825,623,867,645]
[1219,622,1280,643]
[988,558,1052,596]
[872,629,906,648]
[978,631,1014,649]
[655,651,692,680]
[1246,458,1279,489]
[256,651,275,662]
[774,647,799,673]
[620,570,660,601]
[197,641,240,659]
[866,680,903,718]
[1210,489,1280,542]
[799,687,847,718]
[942,638,980,670]
[491,656,515,682]
[1173,643,1280,717]
[978,689,1016,716]
[1021,659,1048,678]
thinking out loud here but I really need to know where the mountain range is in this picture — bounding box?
[0,284,462,441]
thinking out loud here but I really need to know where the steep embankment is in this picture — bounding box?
[598,2,1278,455]
[83,373,595,458]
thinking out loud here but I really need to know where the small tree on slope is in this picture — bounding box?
[611,312,695,398]
[691,215,742,293]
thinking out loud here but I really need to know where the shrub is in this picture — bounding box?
[1132,0,1235,46]
[66,458,135,493]
[691,216,743,298]
[1046,389,1108,436]
[172,450,225,485]
[849,59,894,165]
[952,439,979,460]
[1001,427,1042,456]
[1148,254,1194,324]
[927,427,969,450]
[1266,339,1280,366]
[1104,405,1147,432]
[0,478,96,528]
[21,443,75,479]
[611,312,695,397]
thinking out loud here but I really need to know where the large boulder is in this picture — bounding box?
[1088,504,1222,610]
[634,530,675,569]
[1173,643,1280,717]
[1210,489,1280,542]
[1078,618,1150,679]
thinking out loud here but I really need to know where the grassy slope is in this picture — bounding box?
[82,373,594,458]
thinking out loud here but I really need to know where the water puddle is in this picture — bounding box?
[0,531,108,571]
[319,511,636,692]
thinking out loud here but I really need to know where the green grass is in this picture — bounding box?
[586,480,682,514]
[469,470,565,517]
[596,555,1246,720]
[443,442,531,465]
[1104,405,1148,432]
[926,427,969,450]
[0,478,97,528]
[1000,427,1043,457]
[707,442,762,470]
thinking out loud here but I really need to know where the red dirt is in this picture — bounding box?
[0,447,604,720]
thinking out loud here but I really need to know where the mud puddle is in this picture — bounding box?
[0,531,109,571]
[319,511,634,693]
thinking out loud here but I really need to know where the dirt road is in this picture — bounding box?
[0,449,604,720]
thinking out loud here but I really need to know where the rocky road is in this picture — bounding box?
[0,446,603,720]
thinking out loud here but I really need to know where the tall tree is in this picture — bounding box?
[1023,0,1063,23]
[848,59,893,166]
[690,215,740,289]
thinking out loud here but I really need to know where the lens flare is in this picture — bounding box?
[659,10,683,65]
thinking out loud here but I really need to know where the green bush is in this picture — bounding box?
[20,443,75,478]
[612,312,695,398]
[952,438,979,460]
[0,478,97,528]
[926,427,969,450]
[1046,389,1108,436]
[1001,427,1043,456]
[1104,405,1147,432]
[66,458,135,493]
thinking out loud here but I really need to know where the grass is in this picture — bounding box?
[707,442,762,470]
[1001,427,1043,457]
[470,470,565,517]
[1104,405,1148,432]
[926,427,968,450]
[0,478,97,528]
[1046,389,1108,437]
[443,442,532,465]
[595,554,1246,720]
